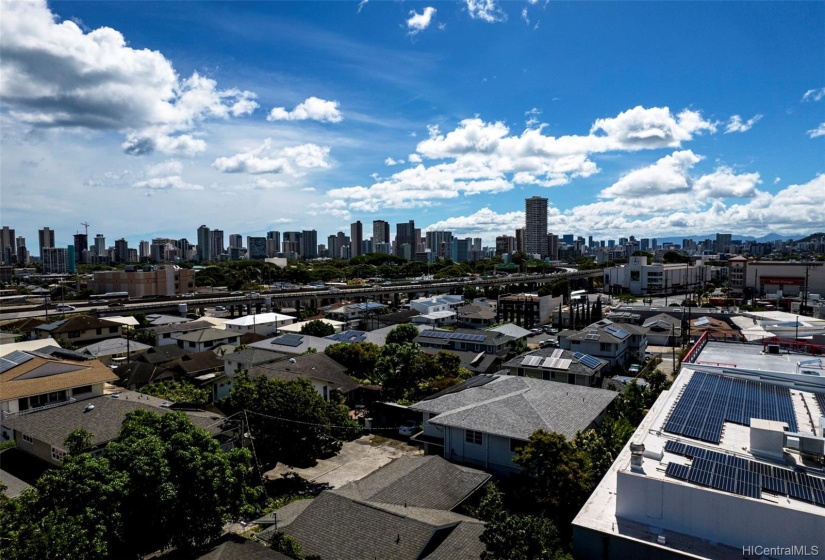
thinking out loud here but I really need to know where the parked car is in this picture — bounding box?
[214,305,226,312]
[540,339,559,349]
[398,421,419,437]
[530,328,542,336]
[183,292,195,298]
[247,292,260,298]
[628,364,641,375]
[55,304,75,312]
[108,302,124,308]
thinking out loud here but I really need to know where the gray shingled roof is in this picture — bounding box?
[333,455,490,511]
[411,375,618,440]
[175,328,238,344]
[249,353,360,393]
[274,491,485,560]
[151,320,214,335]
[187,534,293,560]
[220,348,286,366]
[501,348,607,378]
[2,392,224,448]
[79,338,152,357]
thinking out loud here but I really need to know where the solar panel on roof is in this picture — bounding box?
[522,355,542,367]
[272,334,304,347]
[585,331,600,341]
[604,326,630,339]
[326,330,367,343]
[550,349,563,360]
[572,352,601,369]
[0,351,34,374]
[694,317,710,326]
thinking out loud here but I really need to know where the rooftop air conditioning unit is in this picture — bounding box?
[767,344,780,354]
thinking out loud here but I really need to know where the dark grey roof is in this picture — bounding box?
[2,392,224,448]
[220,348,286,366]
[165,533,292,560]
[274,491,485,560]
[420,520,486,560]
[175,328,238,344]
[456,304,497,320]
[249,353,360,393]
[411,375,618,440]
[333,455,490,511]
[151,320,214,335]
[36,316,120,334]
[115,361,171,388]
[502,348,607,378]
[136,345,189,365]
[414,328,513,347]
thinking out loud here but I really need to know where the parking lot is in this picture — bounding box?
[265,434,422,489]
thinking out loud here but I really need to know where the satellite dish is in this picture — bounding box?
[84,404,95,412]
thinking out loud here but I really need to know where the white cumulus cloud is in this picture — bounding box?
[213,139,331,175]
[807,123,825,138]
[407,7,437,35]
[267,97,342,123]
[132,176,203,190]
[802,87,825,102]
[0,0,257,155]
[724,114,763,133]
[464,0,507,23]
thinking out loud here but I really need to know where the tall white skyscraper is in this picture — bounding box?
[525,196,548,257]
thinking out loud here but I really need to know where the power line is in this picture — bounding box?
[243,409,413,432]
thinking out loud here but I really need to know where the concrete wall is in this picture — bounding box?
[615,469,825,557]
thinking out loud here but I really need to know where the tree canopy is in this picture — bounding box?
[300,319,335,337]
[385,323,420,345]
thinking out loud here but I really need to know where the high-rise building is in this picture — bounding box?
[247,236,267,260]
[495,235,515,256]
[229,233,244,249]
[41,247,70,274]
[139,240,150,260]
[395,220,415,258]
[716,233,733,253]
[525,197,548,257]
[548,234,559,261]
[197,225,211,261]
[302,230,318,259]
[1,226,16,265]
[15,236,28,265]
[72,233,87,264]
[350,221,363,257]
[38,227,55,258]
[93,234,106,257]
[211,229,225,257]
[114,238,129,264]
[372,220,390,245]
[282,231,302,259]
[426,231,454,259]
[515,228,525,252]
[265,231,280,257]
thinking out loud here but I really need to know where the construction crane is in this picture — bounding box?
[81,222,89,237]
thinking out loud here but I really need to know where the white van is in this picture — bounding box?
[55,304,76,312]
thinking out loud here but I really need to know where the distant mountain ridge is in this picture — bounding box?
[653,232,823,245]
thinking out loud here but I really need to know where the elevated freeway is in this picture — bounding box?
[0,269,602,321]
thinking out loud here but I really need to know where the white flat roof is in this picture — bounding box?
[224,312,293,327]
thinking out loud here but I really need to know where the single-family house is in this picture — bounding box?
[258,455,490,560]
[250,333,336,356]
[247,352,364,403]
[641,313,681,346]
[456,301,497,329]
[324,302,387,329]
[151,320,213,347]
[175,328,240,352]
[410,375,618,475]
[0,350,117,418]
[34,316,123,345]
[224,312,295,337]
[501,348,608,387]
[1,391,233,465]
[78,338,152,365]
[414,328,514,357]
[558,319,648,367]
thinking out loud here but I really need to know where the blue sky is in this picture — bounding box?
[1,0,823,250]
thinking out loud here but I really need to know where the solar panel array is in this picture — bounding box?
[326,330,368,343]
[419,331,486,343]
[0,351,34,374]
[573,352,602,369]
[664,440,825,506]
[604,325,630,339]
[272,334,304,347]
[542,357,571,370]
[521,355,542,367]
[584,331,600,341]
[664,372,798,443]
[694,317,710,327]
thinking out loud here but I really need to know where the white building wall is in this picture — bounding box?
[616,469,825,557]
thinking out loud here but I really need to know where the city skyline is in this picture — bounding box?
[1,1,824,247]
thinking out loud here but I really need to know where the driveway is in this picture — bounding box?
[265,434,422,489]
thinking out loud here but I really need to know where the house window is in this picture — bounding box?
[73,385,92,396]
[68,331,81,338]
[510,438,525,453]
[109,327,118,333]
[465,430,482,445]
[600,343,612,352]
[572,340,580,345]
[96,328,102,335]
[163,333,171,339]
[51,446,67,462]
[22,434,33,444]
[189,342,196,348]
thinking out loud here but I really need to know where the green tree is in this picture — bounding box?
[324,342,381,380]
[226,372,357,467]
[300,319,335,337]
[139,380,210,404]
[133,328,157,346]
[64,428,94,455]
[269,532,303,559]
[513,430,593,529]
[385,323,420,345]
[105,410,262,554]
